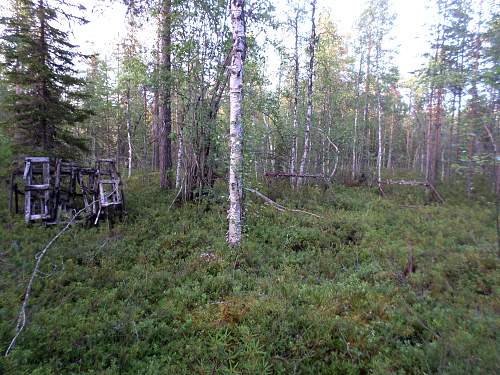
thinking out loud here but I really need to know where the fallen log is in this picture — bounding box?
[385,179,428,186]
[265,172,325,179]
[427,182,445,204]
[383,179,444,203]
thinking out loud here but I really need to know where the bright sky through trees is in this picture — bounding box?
[72,0,432,81]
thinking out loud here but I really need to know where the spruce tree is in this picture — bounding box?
[0,0,89,157]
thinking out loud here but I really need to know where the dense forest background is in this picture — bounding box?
[0,0,498,200]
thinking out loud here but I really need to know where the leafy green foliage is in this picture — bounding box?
[0,179,498,374]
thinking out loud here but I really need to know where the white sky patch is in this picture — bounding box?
[6,0,489,86]
[72,0,433,81]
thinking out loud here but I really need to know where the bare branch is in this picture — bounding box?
[245,187,322,219]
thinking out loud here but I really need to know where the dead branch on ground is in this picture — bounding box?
[4,187,118,356]
[245,187,322,219]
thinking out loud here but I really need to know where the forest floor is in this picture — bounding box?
[0,176,498,374]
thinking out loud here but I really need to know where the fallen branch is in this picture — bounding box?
[427,182,445,204]
[384,179,444,203]
[245,187,322,219]
[168,172,187,211]
[317,128,340,179]
[4,206,87,356]
[265,172,324,179]
[4,187,118,356]
[385,179,427,186]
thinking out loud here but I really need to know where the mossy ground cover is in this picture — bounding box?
[0,176,498,374]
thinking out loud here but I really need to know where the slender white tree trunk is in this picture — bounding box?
[227,0,246,247]
[375,40,382,190]
[175,100,184,190]
[298,0,316,186]
[386,112,394,170]
[175,128,184,189]
[289,10,300,183]
[263,115,275,172]
[376,88,382,189]
[126,85,133,178]
[352,53,363,180]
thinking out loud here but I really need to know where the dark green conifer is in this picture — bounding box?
[0,0,89,156]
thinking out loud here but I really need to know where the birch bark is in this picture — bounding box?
[227,0,246,247]
[376,86,382,189]
[298,0,316,186]
[175,97,184,190]
[375,40,382,190]
[289,10,300,183]
[126,84,132,178]
[352,53,364,180]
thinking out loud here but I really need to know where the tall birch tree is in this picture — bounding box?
[288,4,303,184]
[298,0,316,185]
[227,0,246,247]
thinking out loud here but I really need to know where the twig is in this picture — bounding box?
[5,186,118,356]
[168,174,186,210]
[245,187,322,219]
[5,205,88,356]
[317,128,340,179]
[427,182,445,203]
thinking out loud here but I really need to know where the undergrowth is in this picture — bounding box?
[0,176,498,374]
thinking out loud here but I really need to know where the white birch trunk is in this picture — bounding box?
[386,112,394,170]
[175,100,184,190]
[298,0,316,186]
[375,38,383,189]
[263,115,275,171]
[126,85,133,178]
[289,10,300,182]
[352,109,359,179]
[376,88,382,189]
[352,53,363,180]
[227,0,246,247]
[175,128,184,189]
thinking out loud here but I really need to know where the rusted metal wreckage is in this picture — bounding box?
[9,157,125,224]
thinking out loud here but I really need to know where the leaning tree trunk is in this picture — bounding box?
[159,0,172,189]
[298,0,316,186]
[227,0,246,247]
